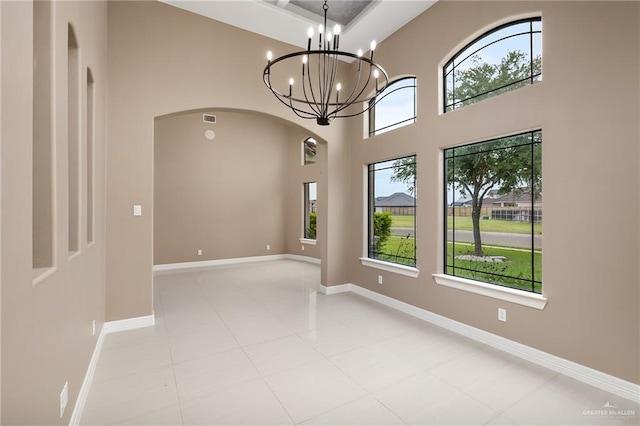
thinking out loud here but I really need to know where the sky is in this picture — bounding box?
[374,163,412,198]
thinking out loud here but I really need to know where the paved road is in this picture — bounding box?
[448,229,541,249]
[391,228,541,249]
[392,227,415,237]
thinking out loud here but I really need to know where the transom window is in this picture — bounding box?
[368,156,416,267]
[444,130,542,293]
[369,77,417,136]
[444,18,542,112]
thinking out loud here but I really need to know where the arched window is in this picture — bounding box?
[443,18,542,112]
[369,77,417,136]
[303,137,317,165]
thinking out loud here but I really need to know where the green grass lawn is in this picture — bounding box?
[447,216,542,235]
[376,235,416,267]
[446,242,542,293]
[391,215,415,228]
[390,215,541,235]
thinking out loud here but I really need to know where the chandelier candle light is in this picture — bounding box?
[263,0,389,126]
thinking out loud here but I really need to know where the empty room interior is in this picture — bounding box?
[1,0,639,424]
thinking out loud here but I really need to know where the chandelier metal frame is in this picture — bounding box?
[263,1,389,126]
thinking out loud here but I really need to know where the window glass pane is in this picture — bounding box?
[444,18,542,112]
[303,138,317,165]
[368,156,416,266]
[370,77,416,136]
[444,72,455,112]
[445,131,542,293]
[455,22,530,67]
[303,182,317,239]
[532,31,543,82]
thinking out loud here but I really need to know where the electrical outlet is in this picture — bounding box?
[377,275,383,285]
[92,320,96,336]
[498,308,507,322]
[266,244,270,250]
[197,249,202,256]
[301,245,305,251]
[60,381,69,418]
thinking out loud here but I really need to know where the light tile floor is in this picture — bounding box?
[81,260,639,425]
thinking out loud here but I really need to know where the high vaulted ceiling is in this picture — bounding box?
[159,0,438,54]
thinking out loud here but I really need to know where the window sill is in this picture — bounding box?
[32,266,57,286]
[432,273,547,310]
[300,238,317,246]
[359,257,419,278]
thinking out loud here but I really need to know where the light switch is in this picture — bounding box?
[133,204,142,216]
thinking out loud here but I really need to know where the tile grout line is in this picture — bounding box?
[111,262,637,425]
[157,285,187,426]
[198,278,298,425]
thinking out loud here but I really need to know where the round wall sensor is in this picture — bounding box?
[204,129,216,140]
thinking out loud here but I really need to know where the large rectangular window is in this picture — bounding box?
[444,130,542,293]
[368,156,416,267]
[303,182,316,240]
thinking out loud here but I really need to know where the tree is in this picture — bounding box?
[307,212,316,239]
[373,211,392,252]
[449,51,542,109]
[393,50,542,256]
[447,51,542,255]
[389,156,416,196]
[446,134,541,256]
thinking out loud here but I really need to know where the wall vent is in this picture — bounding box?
[203,114,216,124]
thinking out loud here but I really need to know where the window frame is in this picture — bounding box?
[442,130,542,295]
[443,17,542,113]
[368,77,417,137]
[302,137,317,165]
[364,155,418,272]
[302,182,317,242]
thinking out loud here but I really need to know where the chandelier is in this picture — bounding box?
[263,1,389,126]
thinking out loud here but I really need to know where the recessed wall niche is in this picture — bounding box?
[33,0,54,270]
[68,24,80,255]
[87,68,95,244]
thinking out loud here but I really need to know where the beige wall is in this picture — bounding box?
[109,0,639,385]
[2,1,637,422]
[154,110,317,264]
[285,127,323,260]
[106,0,346,322]
[1,0,108,423]
[347,1,639,384]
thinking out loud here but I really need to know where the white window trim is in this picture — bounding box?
[302,181,317,240]
[432,273,547,310]
[360,257,419,278]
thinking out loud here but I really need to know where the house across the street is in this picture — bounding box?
[375,192,416,215]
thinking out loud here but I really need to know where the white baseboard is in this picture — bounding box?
[69,314,155,425]
[322,282,640,404]
[153,254,320,273]
[102,314,155,334]
[68,331,106,426]
[319,283,351,295]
